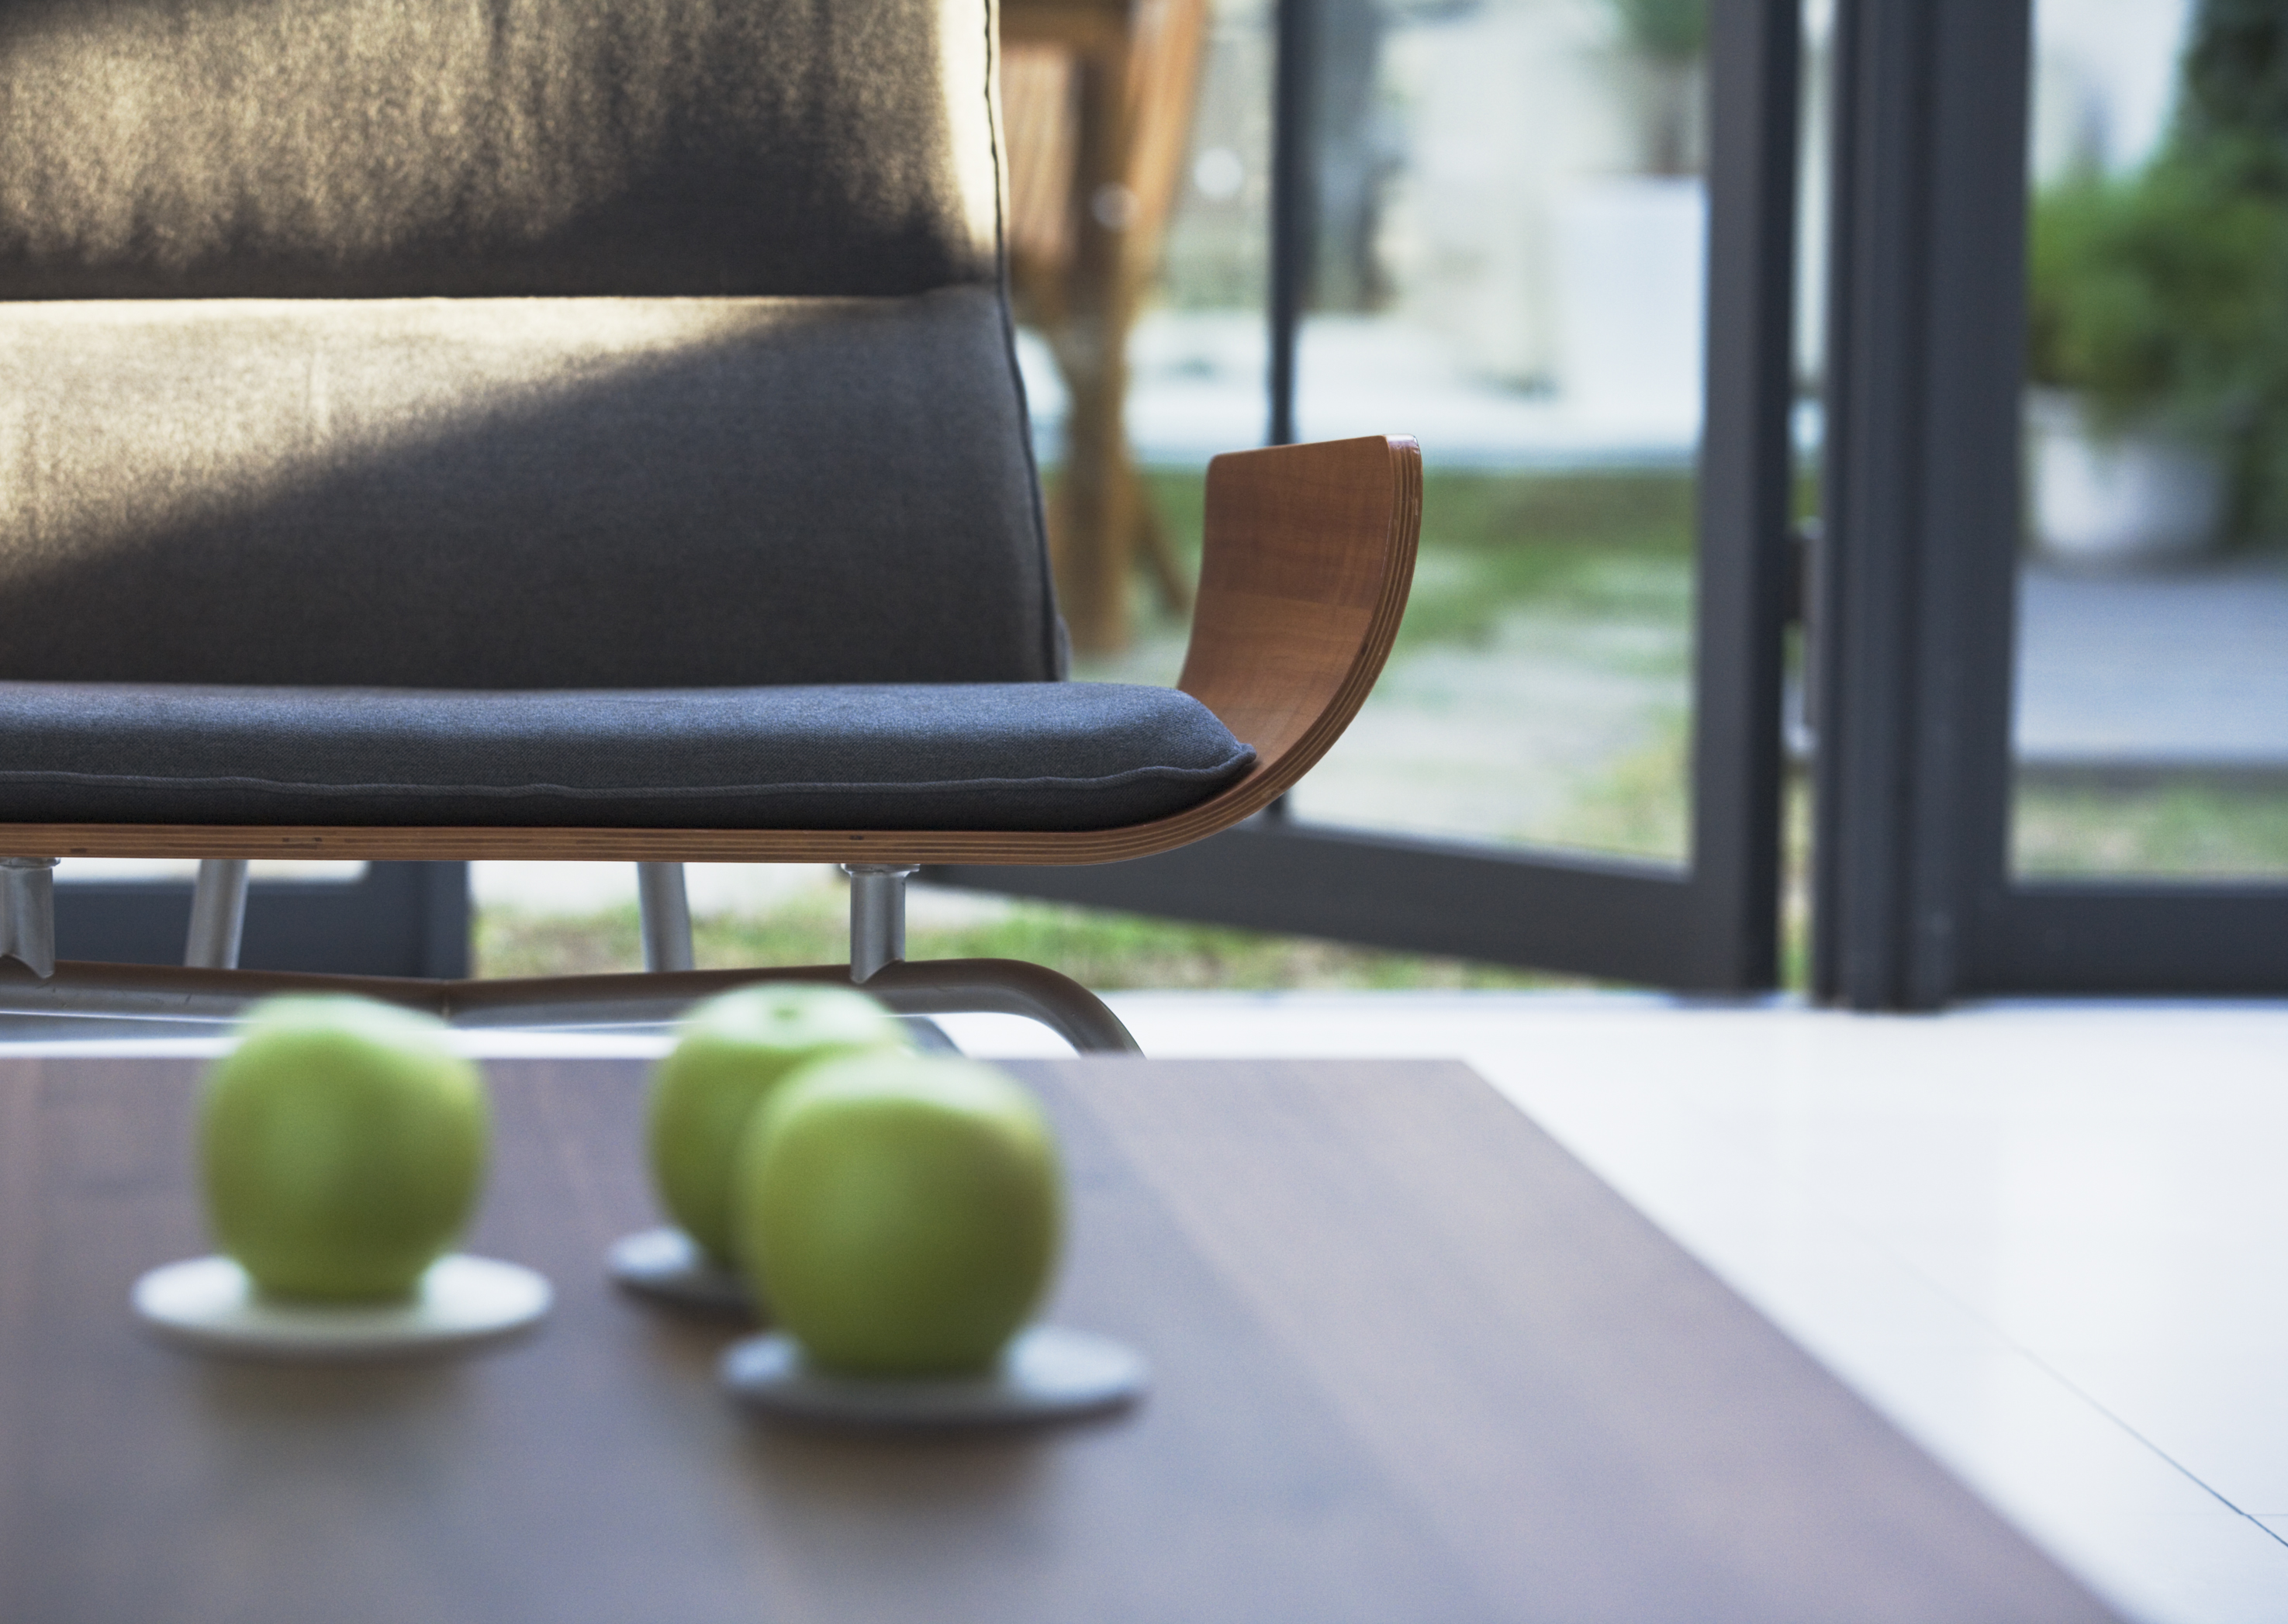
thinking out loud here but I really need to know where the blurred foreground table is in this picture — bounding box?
[0,1056,2120,1623]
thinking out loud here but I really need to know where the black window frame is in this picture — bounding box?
[1811,0,2288,1007]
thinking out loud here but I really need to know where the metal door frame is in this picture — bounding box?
[1811,0,2288,1006]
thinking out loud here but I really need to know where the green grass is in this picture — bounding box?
[1139,465,1699,648]
[2013,778,2288,879]
[475,890,1579,990]
[1400,470,1697,643]
[1542,712,1695,859]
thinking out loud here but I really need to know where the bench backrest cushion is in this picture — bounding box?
[0,0,998,299]
[0,0,1059,688]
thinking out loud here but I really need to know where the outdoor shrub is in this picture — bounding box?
[2027,0,2288,544]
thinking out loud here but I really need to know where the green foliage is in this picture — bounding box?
[2013,776,2288,879]
[2179,0,2288,167]
[2029,0,2288,539]
[2027,154,2286,432]
[1608,0,1706,64]
[475,892,1573,991]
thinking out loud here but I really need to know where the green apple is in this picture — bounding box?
[645,983,908,1266]
[734,1052,1063,1377]
[199,996,488,1302]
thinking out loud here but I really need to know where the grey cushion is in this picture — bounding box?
[0,0,1104,843]
[0,682,1256,831]
[0,288,1057,689]
[0,0,998,299]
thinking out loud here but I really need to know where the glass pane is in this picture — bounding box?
[2015,0,2288,880]
[1011,0,1270,690]
[1281,0,1707,865]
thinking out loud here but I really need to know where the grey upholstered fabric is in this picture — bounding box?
[0,289,1058,688]
[0,0,1117,842]
[0,682,1256,830]
[0,0,999,298]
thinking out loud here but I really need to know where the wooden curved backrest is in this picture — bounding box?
[0,436,1419,866]
[1177,434,1422,824]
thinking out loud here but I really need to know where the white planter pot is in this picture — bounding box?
[2028,389,2224,567]
[1552,178,1707,432]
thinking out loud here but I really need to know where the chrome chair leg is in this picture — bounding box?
[637,862,695,973]
[845,864,916,983]
[0,858,59,980]
[185,859,251,970]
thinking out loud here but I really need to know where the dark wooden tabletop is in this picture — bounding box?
[0,1055,2121,1624]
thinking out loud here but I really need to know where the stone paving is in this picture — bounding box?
[2017,558,2288,771]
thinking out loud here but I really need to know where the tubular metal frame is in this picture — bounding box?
[0,858,58,980]
[845,864,918,983]
[0,956,1140,1052]
[0,854,1141,1053]
[636,862,696,974]
[184,859,251,971]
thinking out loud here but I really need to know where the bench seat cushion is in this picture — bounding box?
[0,682,1254,831]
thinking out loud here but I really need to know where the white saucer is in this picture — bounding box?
[606,1227,754,1314]
[133,1254,553,1360]
[721,1325,1147,1426]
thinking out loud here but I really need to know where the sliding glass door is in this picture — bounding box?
[944,0,1802,991]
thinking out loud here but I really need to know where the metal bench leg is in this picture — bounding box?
[637,862,695,973]
[845,864,937,1051]
[185,859,251,970]
[844,864,915,982]
[0,861,1141,1055]
[840,863,1139,1053]
[855,959,1142,1054]
[1,858,59,980]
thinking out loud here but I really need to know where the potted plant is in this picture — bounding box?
[2027,0,2288,565]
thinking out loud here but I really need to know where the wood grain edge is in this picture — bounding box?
[0,437,1421,869]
